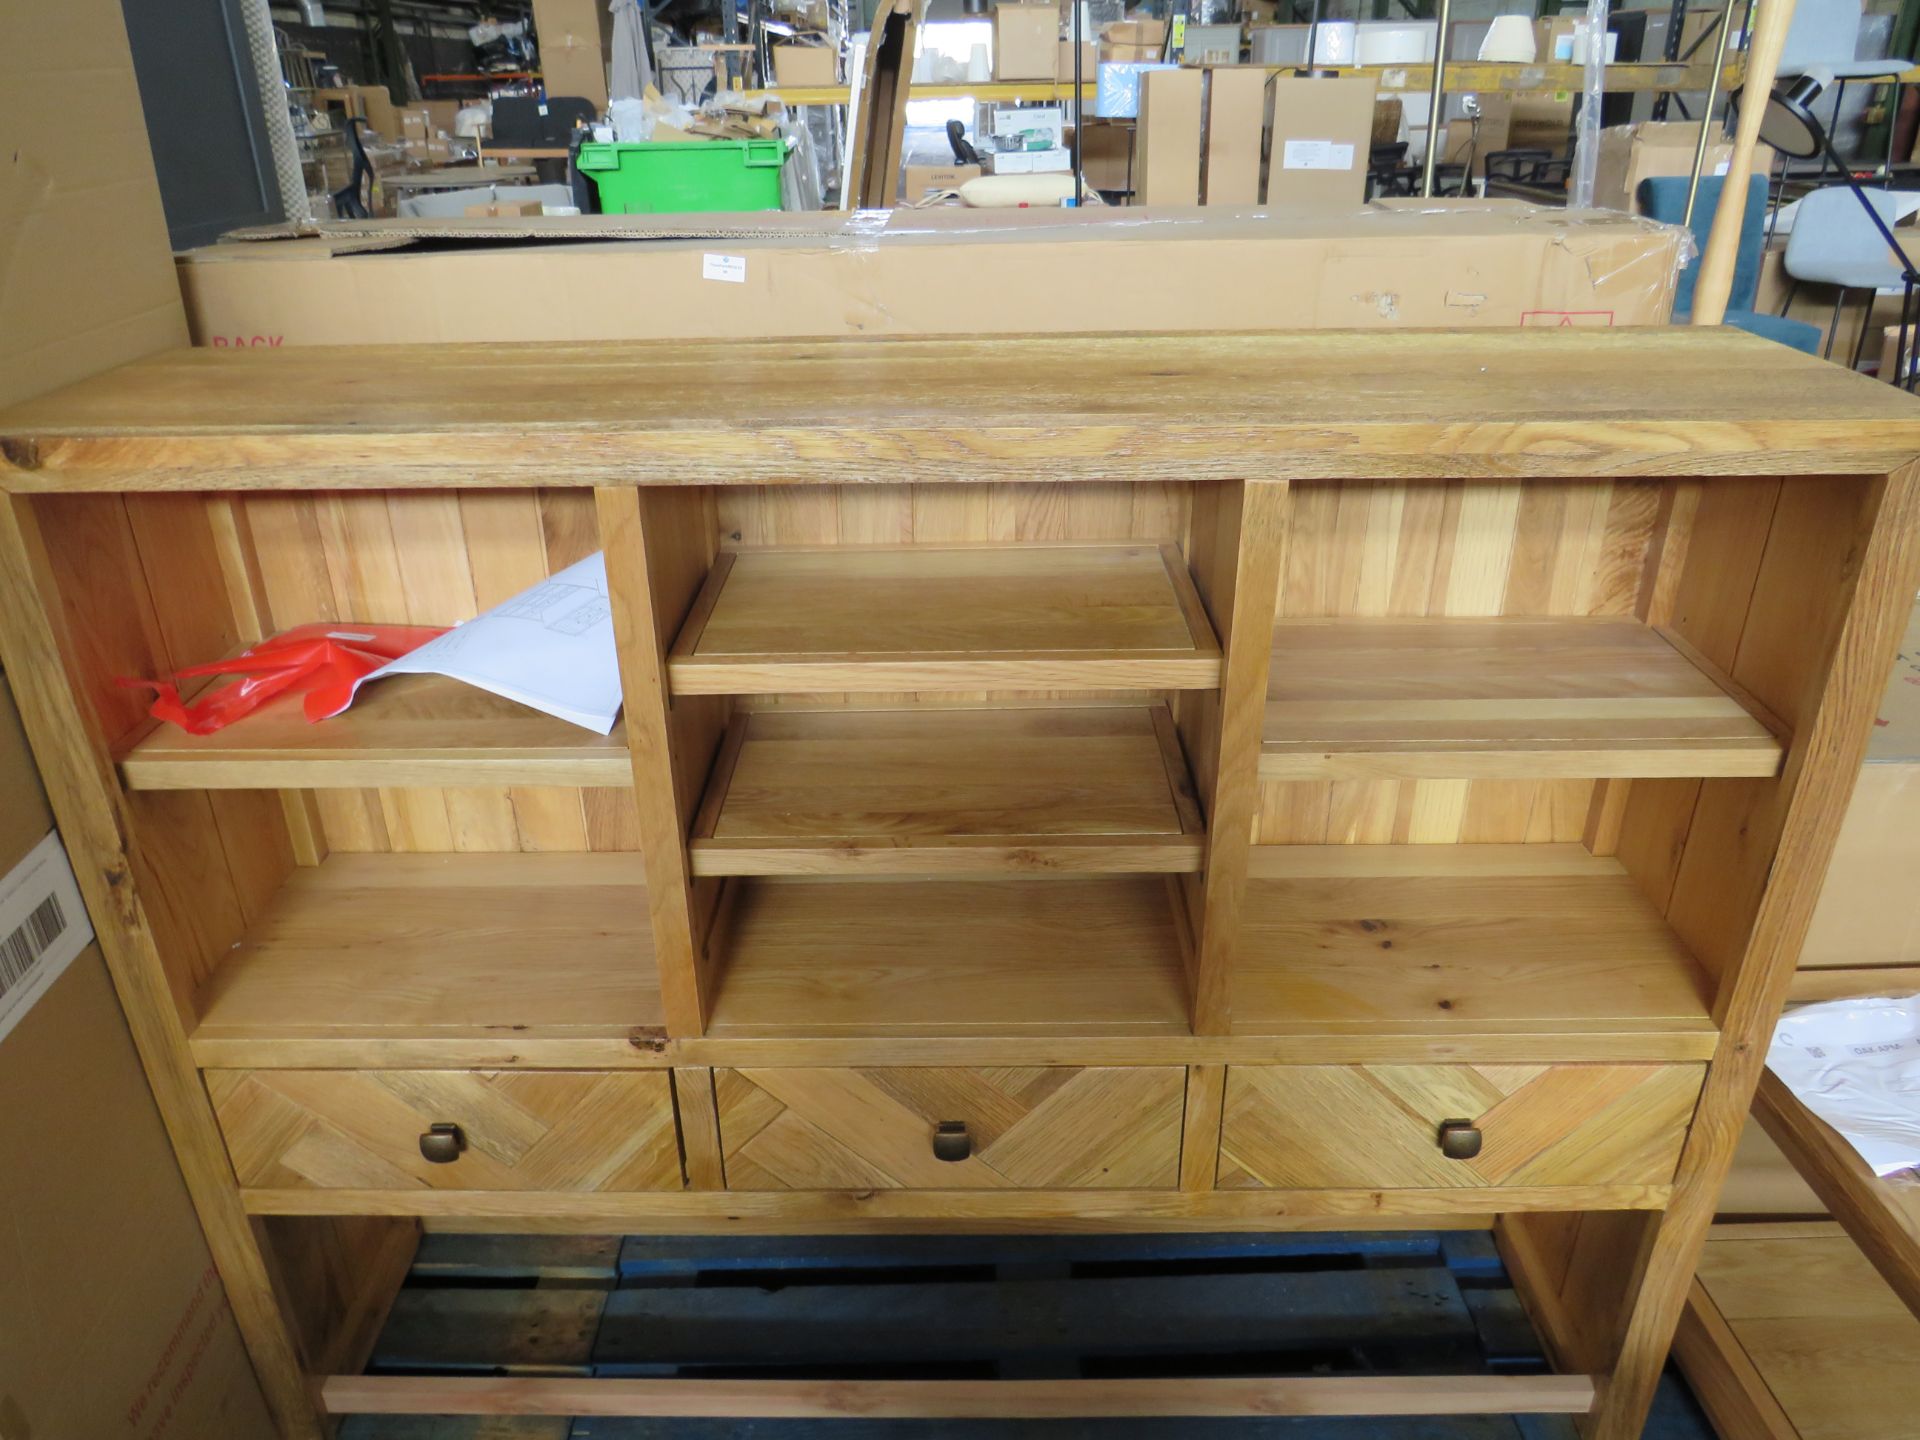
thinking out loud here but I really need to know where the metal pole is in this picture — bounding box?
[1680,0,1740,229]
[1419,0,1453,197]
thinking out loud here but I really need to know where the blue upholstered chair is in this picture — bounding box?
[1637,174,1823,354]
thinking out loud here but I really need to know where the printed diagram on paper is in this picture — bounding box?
[349,553,624,733]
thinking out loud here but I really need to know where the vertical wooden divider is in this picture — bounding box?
[0,496,322,1440]
[1176,480,1289,1034]
[599,485,732,1037]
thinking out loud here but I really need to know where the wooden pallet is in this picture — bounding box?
[340,1231,1718,1439]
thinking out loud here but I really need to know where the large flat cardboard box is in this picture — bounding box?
[1204,66,1268,205]
[177,204,1685,343]
[1593,121,1777,214]
[995,3,1059,80]
[903,163,983,200]
[1265,74,1376,207]
[774,44,839,87]
[0,674,276,1440]
[532,0,610,108]
[1798,600,1920,970]
[1135,68,1203,205]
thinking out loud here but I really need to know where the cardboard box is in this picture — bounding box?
[995,4,1060,80]
[984,148,1072,174]
[1797,600,1920,969]
[903,163,983,200]
[990,104,1066,149]
[0,0,187,406]
[533,0,610,108]
[1592,121,1776,214]
[1102,41,1164,62]
[0,667,277,1440]
[354,83,401,139]
[1058,38,1098,80]
[1265,74,1376,207]
[773,44,839,87]
[1444,94,1513,178]
[1203,67,1267,206]
[1372,97,1403,148]
[465,200,547,217]
[1135,68,1203,205]
[1103,17,1167,46]
[176,204,1685,344]
[1076,120,1133,191]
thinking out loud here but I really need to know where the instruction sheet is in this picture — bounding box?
[351,552,623,733]
[1768,994,1920,1179]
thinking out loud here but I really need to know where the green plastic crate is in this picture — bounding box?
[576,139,786,214]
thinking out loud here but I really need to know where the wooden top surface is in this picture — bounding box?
[5,328,1920,490]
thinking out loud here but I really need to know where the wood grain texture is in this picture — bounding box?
[599,486,728,1037]
[1263,616,1782,780]
[1753,1065,1920,1320]
[1235,845,1715,1042]
[715,1066,1184,1190]
[210,1069,683,1192]
[1258,476,1668,845]
[7,331,1920,490]
[668,544,1222,695]
[1671,1278,1799,1440]
[688,705,1204,876]
[1180,1064,1227,1192]
[233,488,611,854]
[1218,1064,1701,1190]
[319,1373,1598,1419]
[1676,1222,1920,1440]
[1185,481,1289,1033]
[119,672,631,790]
[0,494,322,1439]
[705,877,1190,1037]
[674,1068,726,1190]
[188,853,660,1065]
[1584,465,1920,1440]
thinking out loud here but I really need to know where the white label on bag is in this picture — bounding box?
[1283,140,1355,171]
[702,254,748,283]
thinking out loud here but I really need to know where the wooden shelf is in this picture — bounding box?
[119,673,631,790]
[1234,845,1716,1050]
[1754,1066,1920,1320]
[1262,617,1784,781]
[704,877,1191,1037]
[668,545,1222,695]
[189,854,659,1066]
[688,704,1205,877]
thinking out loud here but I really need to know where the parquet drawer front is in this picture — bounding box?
[1216,1063,1704,1191]
[208,1069,684,1192]
[714,1066,1186,1190]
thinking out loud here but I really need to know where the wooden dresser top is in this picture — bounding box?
[4,328,1919,491]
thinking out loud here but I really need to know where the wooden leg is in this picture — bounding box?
[0,496,323,1439]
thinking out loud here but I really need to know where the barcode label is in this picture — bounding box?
[0,831,93,1048]
[0,893,63,997]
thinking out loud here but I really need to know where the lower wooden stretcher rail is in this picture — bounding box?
[241,1185,1671,1224]
[321,1373,1598,1419]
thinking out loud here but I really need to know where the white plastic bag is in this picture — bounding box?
[1768,994,1920,1179]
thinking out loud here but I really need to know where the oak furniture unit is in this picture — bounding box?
[2,329,1918,1438]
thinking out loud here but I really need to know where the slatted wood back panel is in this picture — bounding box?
[1258,478,1666,845]
[232,489,639,853]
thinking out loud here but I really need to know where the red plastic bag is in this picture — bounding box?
[120,623,448,735]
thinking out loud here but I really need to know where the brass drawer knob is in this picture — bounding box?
[933,1120,972,1162]
[1438,1119,1483,1160]
[419,1122,467,1164]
